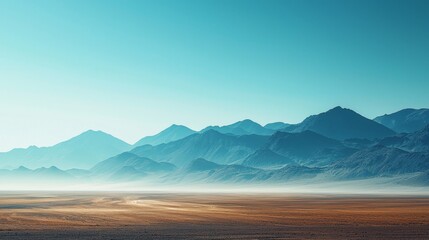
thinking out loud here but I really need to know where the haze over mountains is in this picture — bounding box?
[0,130,131,169]
[1,106,429,189]
[134,124,196,147]
[90,152,176,181]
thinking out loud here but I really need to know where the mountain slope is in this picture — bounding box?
[131,130,269,167]
[329,145,429,179]
[0,130,131,169]
[134,124,196,147]
[184,158,222,172]
[201,119,274,136]
[283,106,396,140]
[264,122,290,130]
[0,166,75,186]
[91,152,176,177]
[374,108,429,133]
[379,124,429,152]
[167,158,321,184]
[166,158,267,183]
[242,149,295,169]
[265,131,355,166]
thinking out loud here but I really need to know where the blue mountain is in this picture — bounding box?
[374,108,429,133]
[168,158,267,183]
[264,130,355,167]
[328,145,429,179]
[283,106,396,140]
[201,119,274,136]
[91,152,176,177]
[167,158,321,184]
[0,166,75,185]
[379,124,429,152]
[131,130,269,167]
[264,122,290,130]
[134,124,196,147]
[242,149,296,169]
[0,130,131,169]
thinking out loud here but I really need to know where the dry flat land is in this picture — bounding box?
[0,192,428,239]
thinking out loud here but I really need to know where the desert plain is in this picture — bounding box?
[0,192,428,239]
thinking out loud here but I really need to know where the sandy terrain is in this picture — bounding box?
[0,192,428,239]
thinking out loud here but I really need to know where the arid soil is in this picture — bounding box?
[0,192,428,239]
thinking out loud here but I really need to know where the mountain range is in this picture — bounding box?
[328,144,429,179]
[261,131,355,167]
[1,106,428,188]
[131,130,269,167]
[90,152,176,181]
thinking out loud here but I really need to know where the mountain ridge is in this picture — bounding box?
[374,108,429,133]
[134,124,196,147]
[201,119,274,136]
[0,130,131,169]
[282,106,396,140]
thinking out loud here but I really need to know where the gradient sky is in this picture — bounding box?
[0,0,428,151]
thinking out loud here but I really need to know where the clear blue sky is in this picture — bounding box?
[0,0,428,151]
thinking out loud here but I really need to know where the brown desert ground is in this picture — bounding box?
[0,191,428,239]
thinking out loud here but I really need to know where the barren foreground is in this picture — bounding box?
[0,192,428,239]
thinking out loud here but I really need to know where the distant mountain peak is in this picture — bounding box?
[374,108,429,133]
[15,166,31,171]
[264,122,290,130]
[231,119,261,127]
[81,129,104,134]
[330,106,346,111]
[236,119,258,124]
[73,130,120,141]
[283,107,395,140]
[201,119,274,136]
[167,124,189,129]
[62,130,130,145]
[324,106,356,115]
[200,129,223,137]
[134,124,196,147]
[84,129,99,133]
[0,130,131,170]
